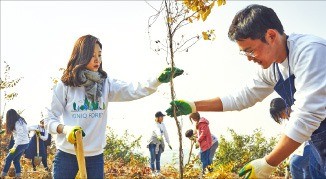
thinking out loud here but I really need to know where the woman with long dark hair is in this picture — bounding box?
[0,109,29,178]
[45,34,183,178]
[270,98,312,179]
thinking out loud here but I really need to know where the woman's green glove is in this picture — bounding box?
[158,67,184,83]
[63,125,86,144]
[166,100,196,117]
[238,158,275,179]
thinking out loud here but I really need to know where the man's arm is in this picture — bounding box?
[194,97,223,112]
[266,134,301,166]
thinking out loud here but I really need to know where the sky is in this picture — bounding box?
[1,1,326,164]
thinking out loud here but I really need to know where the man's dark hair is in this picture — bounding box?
[228,4,284,42]
[185,129,194,138]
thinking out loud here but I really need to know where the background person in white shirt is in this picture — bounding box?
[25,119,50,171]
[1,109,29,178]
[147,111,172,176]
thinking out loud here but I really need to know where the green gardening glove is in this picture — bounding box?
[239,158,276,179]
[190,136,197,142]
[158,67,184,83]
[157,136,163,142]
[0,129,5,135]
[166,100,196,117]
[63,126,86,144]
[35,130,41,137]
[9,147,16,154]
[195,143,199,149]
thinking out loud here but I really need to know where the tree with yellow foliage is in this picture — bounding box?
[146,0,225,178]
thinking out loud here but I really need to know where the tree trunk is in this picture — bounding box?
[164,1,184,178]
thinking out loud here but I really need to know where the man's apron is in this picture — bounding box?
[273,48,326,175]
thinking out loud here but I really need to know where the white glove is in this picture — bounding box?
[238,158,276,178]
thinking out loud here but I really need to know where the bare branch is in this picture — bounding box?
[172,9,199,36]
[176,35,201,52]
[144,0,159,12]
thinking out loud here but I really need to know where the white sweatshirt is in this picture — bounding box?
[148,121,171,146]
[12,119,29,148]
[221,33,326,143]
[45,77,161,156]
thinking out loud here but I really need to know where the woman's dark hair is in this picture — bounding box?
[6,109,27,134]
[189,112,200,121]
[270,98,287,124]
[185,129,194,138]
[228,4,284,42]
[61,34,108,86]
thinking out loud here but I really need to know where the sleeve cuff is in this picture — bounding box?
[284,120,310,143]
[151,77,161,88]
[49,121,61,134]
[220,96,232,111]
[62,125,73,134]
[189,101,196,113]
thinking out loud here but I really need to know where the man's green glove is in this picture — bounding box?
[9,147,16,154]
[63,125,86,144]
[166,100,196,117]
[158,67,184,83]
[239,158,276,179]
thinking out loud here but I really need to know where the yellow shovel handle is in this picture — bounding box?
[36,135,40,155]
[74,130,87,179]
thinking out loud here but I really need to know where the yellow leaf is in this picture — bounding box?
[183,0,191,9]
[196,13,200,20]
[202,31,209,40]
[217,0,226,6]
[191,5,198,11]
[201,8,211,21]
[188,17,193,23]
[210,1,215,9]
[167,17,173,23]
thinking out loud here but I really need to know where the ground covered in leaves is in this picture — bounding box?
[1,128,287,178]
